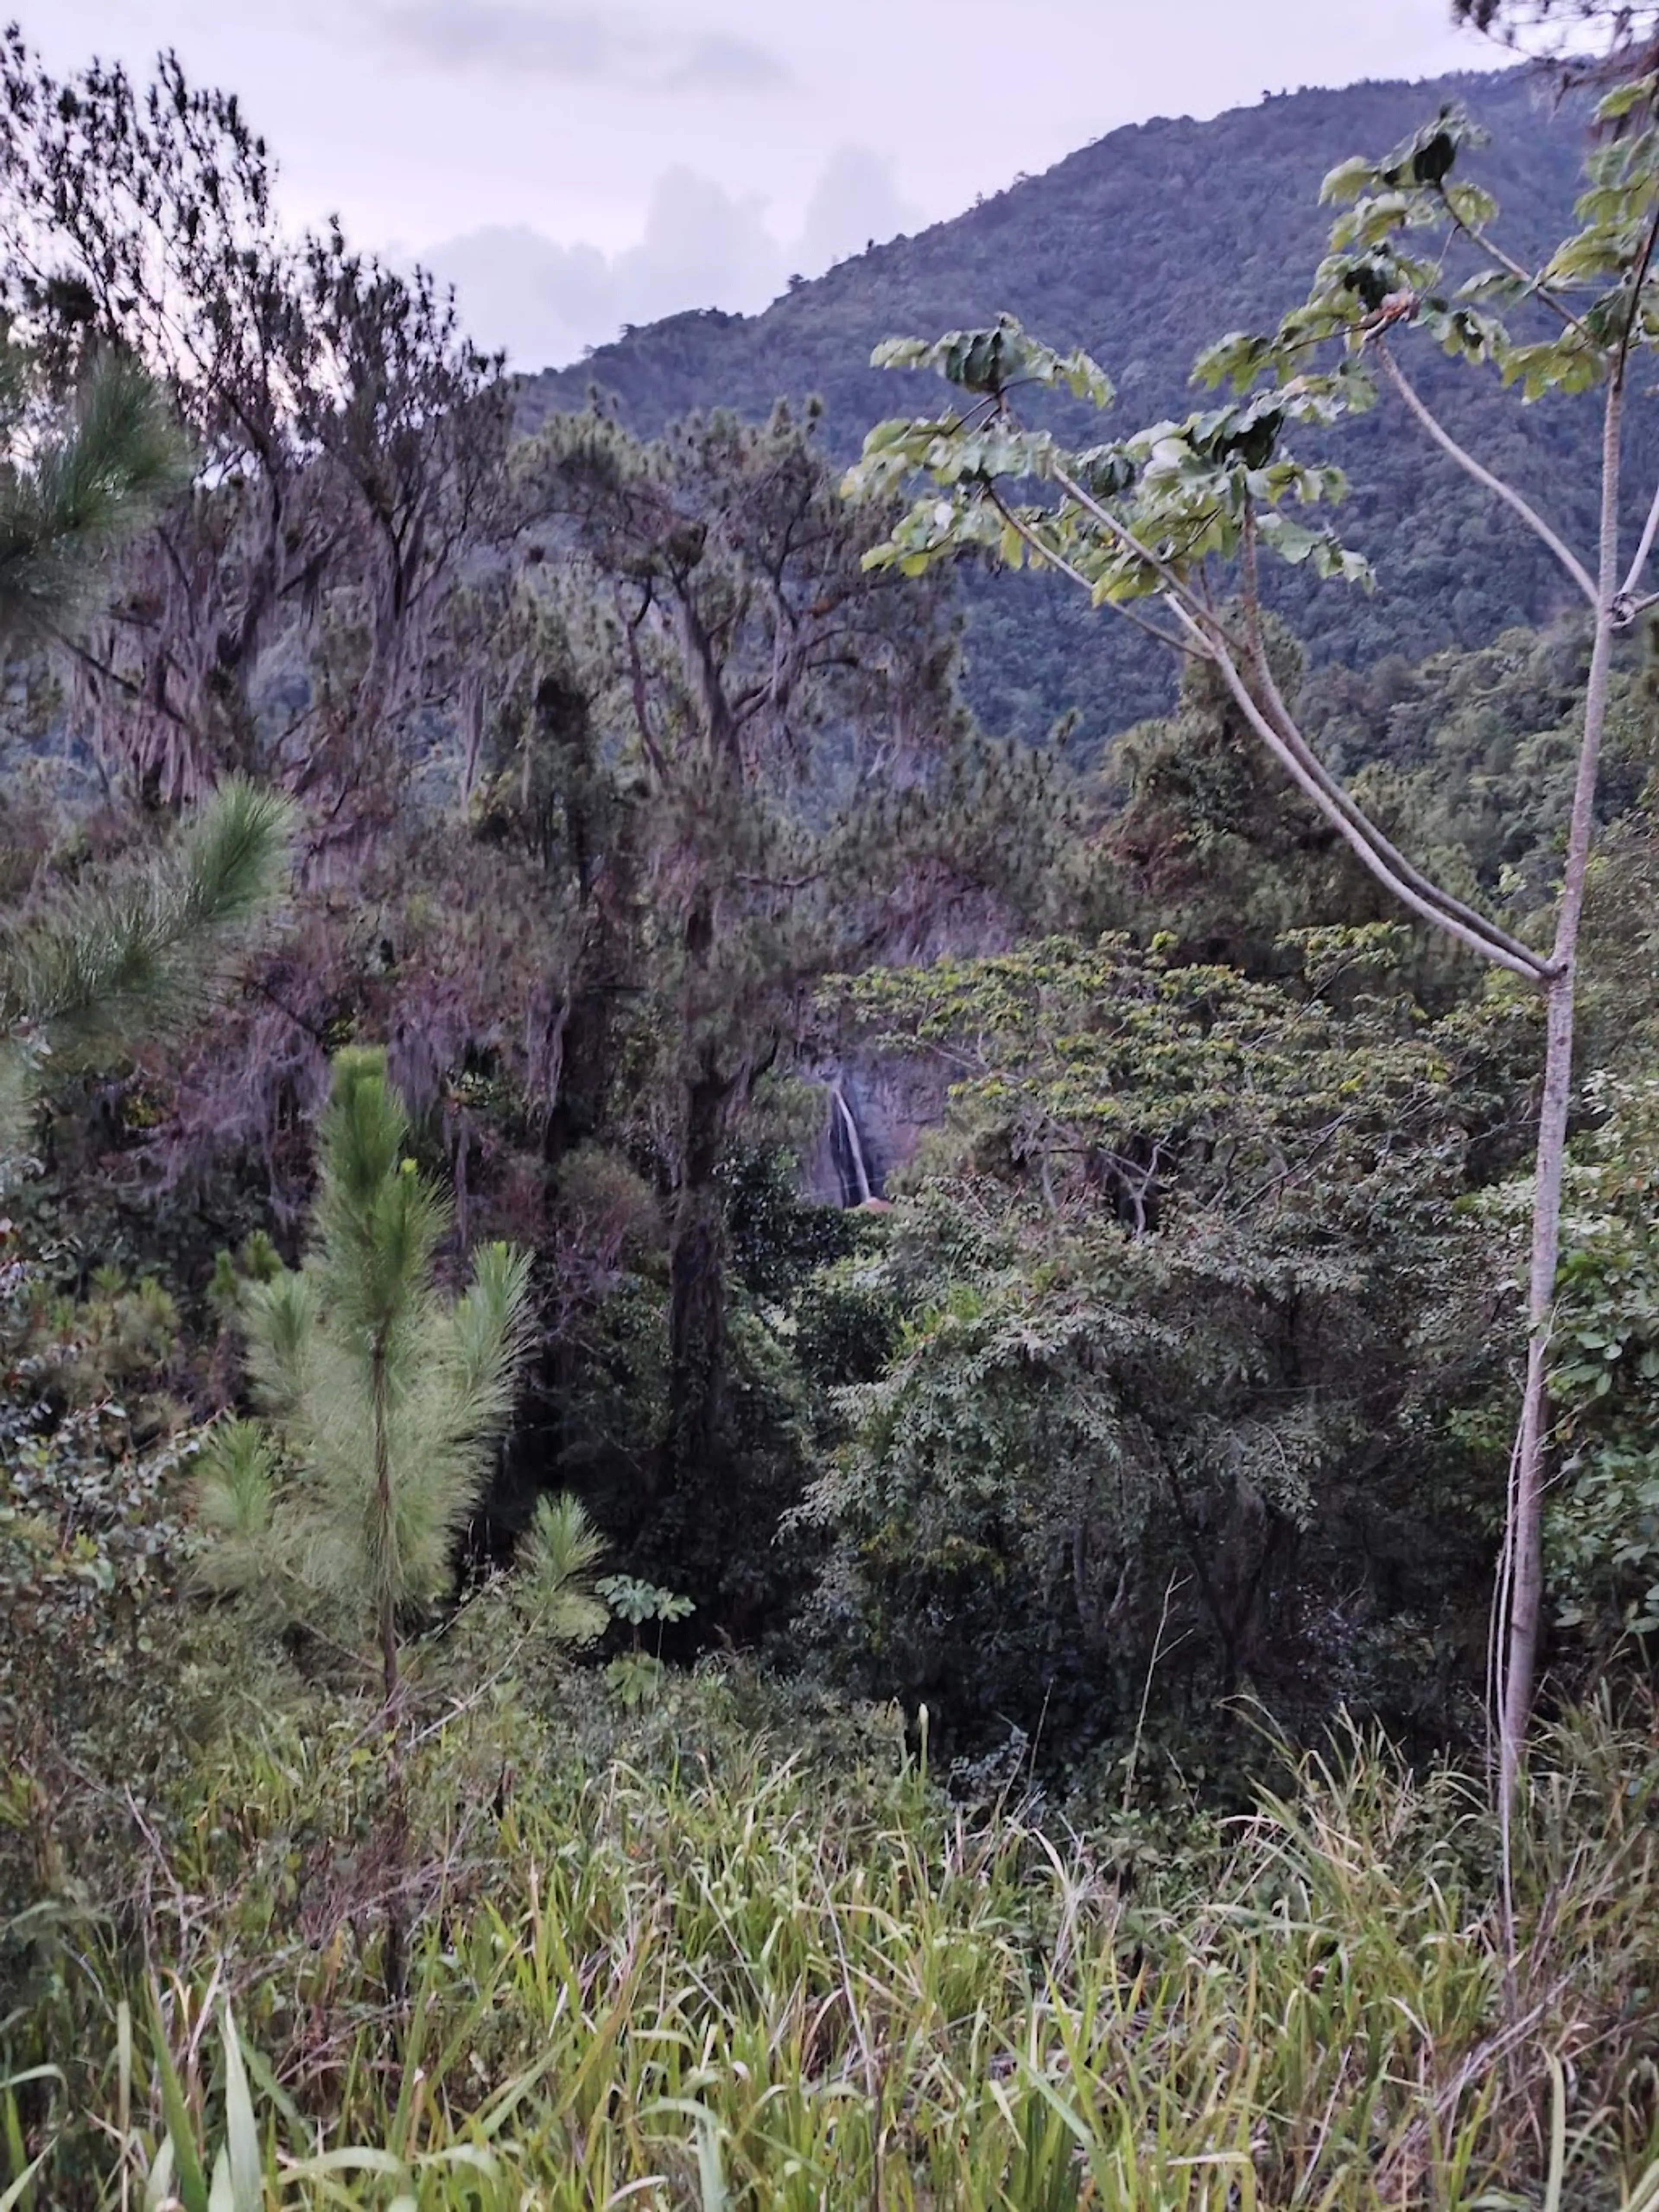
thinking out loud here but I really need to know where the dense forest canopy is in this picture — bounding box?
[5,16,1659,2209]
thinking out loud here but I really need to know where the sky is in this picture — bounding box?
[35,2,1511,372]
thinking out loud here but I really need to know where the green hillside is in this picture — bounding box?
[521,69,1618,755]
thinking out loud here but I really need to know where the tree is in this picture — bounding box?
[0,32,512,811]
[0,338,292,1162]
[1102,630,1398,974]
[0,779,294,1170]
[846,93,1659,1864]
[801,930,1522,1752]
[197,1047,534,1709]
[517,404,1056,1528]
[0,336,186,644]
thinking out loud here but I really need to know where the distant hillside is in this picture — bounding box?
[520,70,1624,758]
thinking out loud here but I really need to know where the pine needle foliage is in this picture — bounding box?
[0,339,189,644]
[517,1493,610,1649]
[0,335,283,1171]
[0,777,294,1171]
[198,1048,535,1703]
[0,780,293,1054]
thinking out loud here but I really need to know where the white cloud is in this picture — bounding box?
[799,145,918,273]
[367,1,790,92]
[423,146,917,369]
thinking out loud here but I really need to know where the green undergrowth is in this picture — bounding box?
[4,1674,1659,2209]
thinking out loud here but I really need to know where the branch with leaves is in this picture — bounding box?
[843,83,1659,1888]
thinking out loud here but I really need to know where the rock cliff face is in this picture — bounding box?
[804,1057,954,1208]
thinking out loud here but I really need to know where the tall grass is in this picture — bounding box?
[5,1681,1659,2208]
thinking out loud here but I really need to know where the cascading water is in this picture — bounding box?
[829,1081,875,1208]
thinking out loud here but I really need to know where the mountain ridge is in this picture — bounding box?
[518,67,1622,754]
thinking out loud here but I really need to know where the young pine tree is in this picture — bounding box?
[0,778,295,1172]
[198,1048,534,1707]
[0,339,292,1168]
[0,336,188,646]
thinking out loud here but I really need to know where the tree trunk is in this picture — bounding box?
[372,1328,400,1712]
[1497,377,1623,1830]
[667,1066,734,1485]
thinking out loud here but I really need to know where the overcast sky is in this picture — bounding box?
[35,2,1508,372]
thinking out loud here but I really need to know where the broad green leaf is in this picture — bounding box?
[1598,73,1659,122]
[1445,181,1499,229]
[1320,155,1374,206]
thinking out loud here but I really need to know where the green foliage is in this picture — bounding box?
[802,933,1524,1749]
[0,340,189,644]
[196,1047,534,1691]
[1101,628,1400,971]
[595,1573,696,1628]
[521,71,1620,753]
[137,1996,262,2212]
[1530,1077,1659,1633]
[0,778,294,1171]
[846,88,1659,639]
[508,399,1051,1531]
[516,1493,610,1649]
[0,1409,201,1750]
[0,1202,212,1771]
[597,1572,696,1709]
[8,1684,1659,2208]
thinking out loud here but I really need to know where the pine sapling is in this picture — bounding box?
[197,1047,534,1711]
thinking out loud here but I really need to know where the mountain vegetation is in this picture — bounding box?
[522,66,1641,756]
[6,21,1659,2212]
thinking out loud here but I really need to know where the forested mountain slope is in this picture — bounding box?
[520,70,1616,756]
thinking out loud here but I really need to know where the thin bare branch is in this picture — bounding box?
[1227,567,1551,972]
[1166,599,1551,983]
[1376,344,1597,608]
[1436,187,1594,341]
[1619,474,1659,599]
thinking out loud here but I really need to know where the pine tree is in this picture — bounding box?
[0,341,289,1168]
[197,1048,534,1708]
[0,338,188,646]
[0,778,295,1169]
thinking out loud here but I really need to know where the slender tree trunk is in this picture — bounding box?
[1498,377,1623,1824]
[667,1066,733,1483]
[369,1323,409,2001]
[372,1328,399,1712]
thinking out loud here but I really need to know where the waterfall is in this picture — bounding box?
[830,1082,874,1207]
